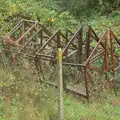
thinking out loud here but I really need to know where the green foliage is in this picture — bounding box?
[55,0,120,16]
[0,0,120,119]
[0,0,120,31]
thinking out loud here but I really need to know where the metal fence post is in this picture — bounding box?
[57,48,64,120]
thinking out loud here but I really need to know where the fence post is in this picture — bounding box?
[57,48,64,120]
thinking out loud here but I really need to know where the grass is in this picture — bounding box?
[63,94,120,120]
[0,0,120,119]
[0,67,120,120]
[2,92,119,120]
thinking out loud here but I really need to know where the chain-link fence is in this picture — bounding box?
[0,49,120,120]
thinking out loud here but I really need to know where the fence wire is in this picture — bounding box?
[0,51,120,120]
[63,68,120,120]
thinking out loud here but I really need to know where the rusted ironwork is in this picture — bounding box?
[0,18,120,100]
[62,26,83,55]
[15,22,38,44]
[86,26,91,59]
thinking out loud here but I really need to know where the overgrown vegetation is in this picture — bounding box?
[0,0,120,31]
[0,0,120,120]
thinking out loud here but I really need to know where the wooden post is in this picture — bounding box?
[57,48,64,120]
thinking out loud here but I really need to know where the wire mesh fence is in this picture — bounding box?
[0,52,120,120]
[62,66,120,120]
[63,90,120,120]
[0,47,120,120]
[0,54,59,119]
[0,18,120,120]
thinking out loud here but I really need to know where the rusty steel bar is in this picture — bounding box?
[63,63,85,67]
[40,30,43,46]
[67,29,85,45]
[78,27,83,64]
[18,52,35,58]
[86,65,103,72]
[2,19,23,40]
[67,29,74,35]
[39,23,52,36]
[9,24,23,36]
[36,29,60,54]
[84,67,89,101]
[85,31,108,66]
[90,26,105,48]
[38,58,55,61]
[114,54,120,58]
[66,29,69,45]
[111,31,120,45]
[18,28,42,53]
[73,71,84,85]
[39,23,58,43]
[110,30,115,69]
[89,55,102,64]
[86,26,91,58]
[39,23,68,48]
[89,55,104,64]
[59,31,70,47]
[24,22,43,34]
[114,55,120,65]
[25,22,38,32]
[0,18,21,34]
[114,66,120,71]
[63,26,83,55]
[54,31,64,47]
[0,22,12,34]
[36,54,55,58]
[57,30,61,48]
[0,23,23,44]
[42,36,49,39]
[89,50,104,63]
[65,29,69,56]
[109,31,117,96]
[15,22,38,44]
[39,79,88,98]
[20,20,25,45]
[86,71,93,84]
[59,31,77,49]
[104,31,109,71]
[23,19,37,23]
[67,29,81,41]
[90,34,97,41]
[2,18,120,100]
[36,55,56,61]
[63,50,78,59]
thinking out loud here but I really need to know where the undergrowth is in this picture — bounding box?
[0,0,120,120]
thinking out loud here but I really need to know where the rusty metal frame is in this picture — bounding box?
[0,19,120,101]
